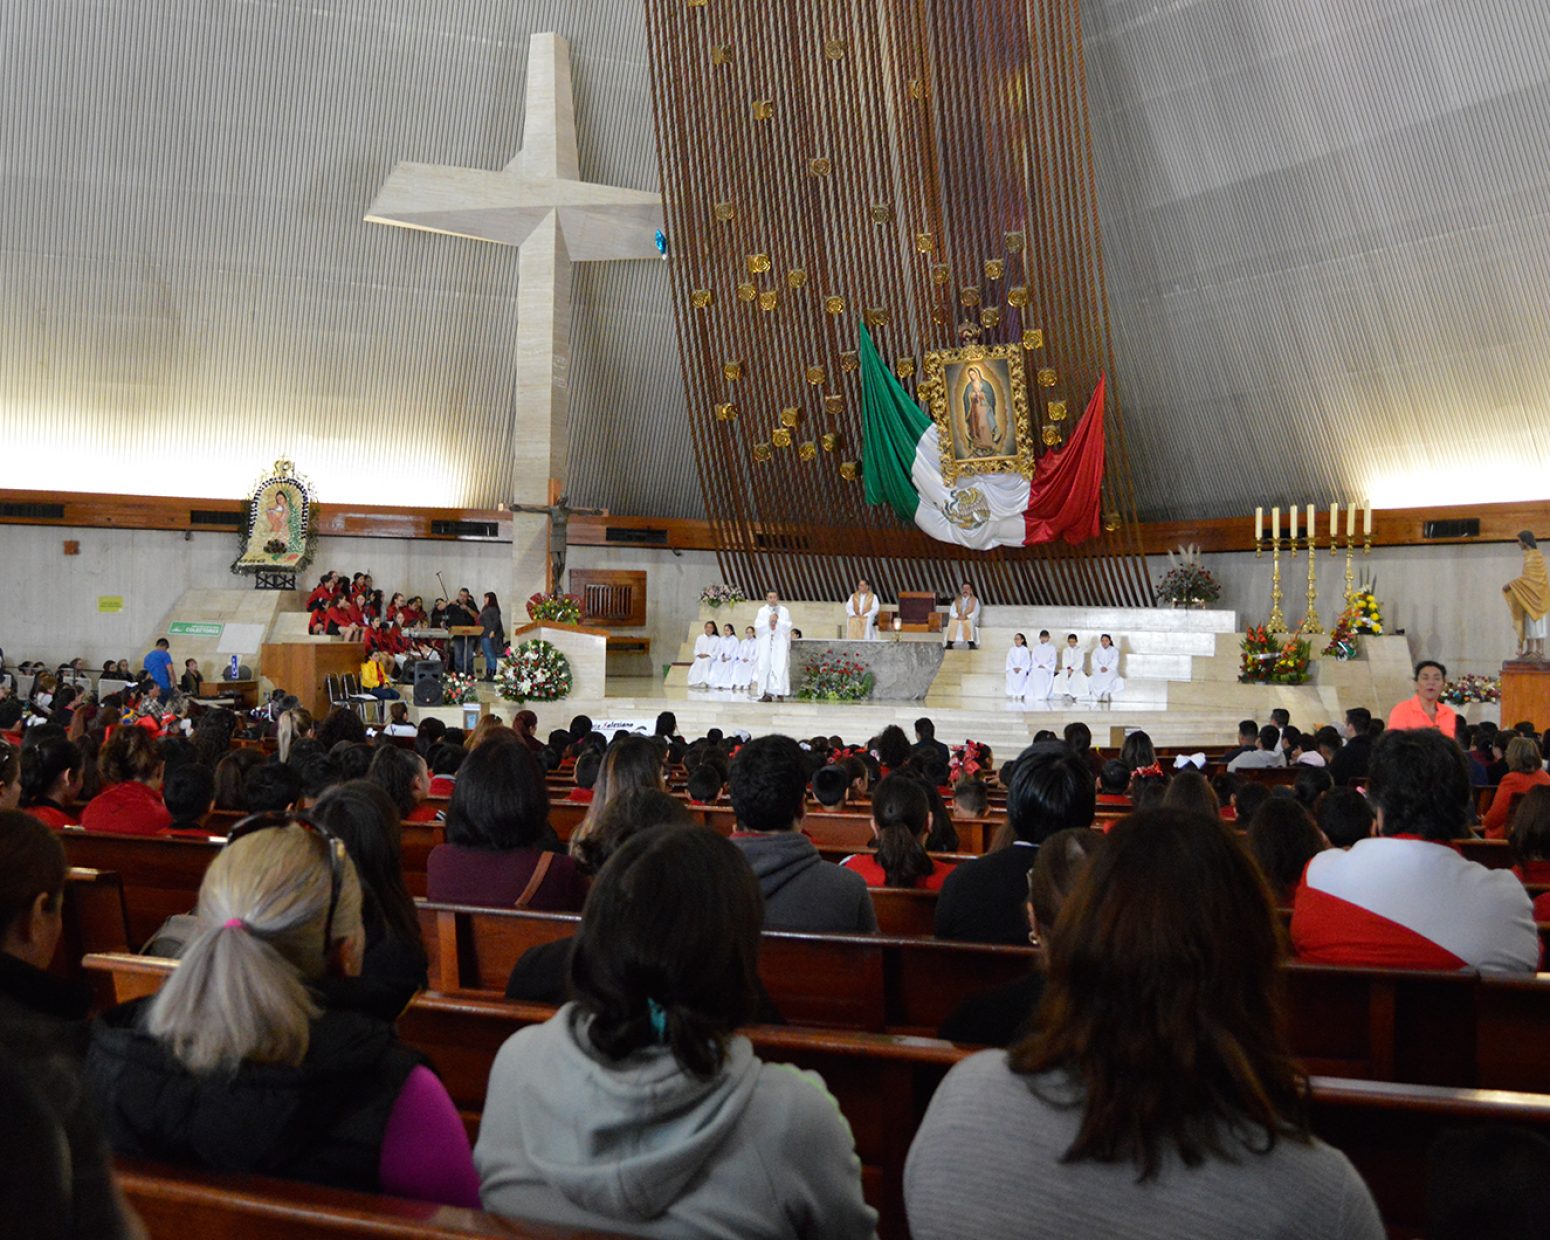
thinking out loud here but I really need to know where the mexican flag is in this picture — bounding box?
[859,323,1106,551]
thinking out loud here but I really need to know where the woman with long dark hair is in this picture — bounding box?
[313,781,428,1019]
[905,808,1383,1238]
[842,775,955,890]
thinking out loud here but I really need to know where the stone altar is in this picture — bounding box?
[790,639,945,702]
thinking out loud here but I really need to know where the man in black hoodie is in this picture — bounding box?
[728,735,876,933]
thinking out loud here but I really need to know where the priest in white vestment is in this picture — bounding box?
[945,583,980,648]
[1005,633,1032,698]
[845,580,880,640]
[709,623,740,690]
[687,621,718,688]
[1028,630,1058,700]
[752,592,794,701]
[1090,633,1125,700]
[1059,634,1090,699]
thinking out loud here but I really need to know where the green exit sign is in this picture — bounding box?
[168,622,224,638]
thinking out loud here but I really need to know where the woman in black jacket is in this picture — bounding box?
[478,592,505,682]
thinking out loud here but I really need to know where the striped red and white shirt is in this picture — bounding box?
[1291,836,1539,973]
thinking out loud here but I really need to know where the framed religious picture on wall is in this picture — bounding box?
[921,343,1035,486]
[232,458,317,576]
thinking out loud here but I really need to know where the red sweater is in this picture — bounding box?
[79,781,172,836]
[840,853,955,891]
[1514,860,1550,921]
[23,802,78,829]
[1484,770,1550,839]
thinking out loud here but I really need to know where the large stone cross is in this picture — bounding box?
[364,31,662,593]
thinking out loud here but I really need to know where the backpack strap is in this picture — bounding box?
[514,852,556,909]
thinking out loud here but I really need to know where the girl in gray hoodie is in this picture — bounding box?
[475,826,877,1240]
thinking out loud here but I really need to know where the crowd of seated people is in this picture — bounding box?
[9,666,1550,1235]
[302,569,509,679]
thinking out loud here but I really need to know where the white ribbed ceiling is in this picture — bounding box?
[3,1,1547,519]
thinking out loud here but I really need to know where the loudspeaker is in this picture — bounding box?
[1422,518,1480,540]
[412,659,444,707]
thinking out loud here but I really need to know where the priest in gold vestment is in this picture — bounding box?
[845,581,879,640]
[1504,530,1549,660]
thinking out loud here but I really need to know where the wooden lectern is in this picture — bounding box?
[261,642,363,718]
[1501,660,1550,732]
[883,592,941,634]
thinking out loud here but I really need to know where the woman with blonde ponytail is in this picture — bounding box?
[85,821,479,1206]
[275,707,315,763]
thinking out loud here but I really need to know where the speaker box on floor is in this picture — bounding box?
[412,659,444,707]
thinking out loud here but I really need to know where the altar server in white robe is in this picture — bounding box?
[1059,633,1091,699]
[732,626,757,690]
[687,620,718,688]
[944,582,980,649]
[1004,633,1032,698]
[709,623,740,690]
[1089,632,1125,700]
[1028,630,1058,700]
[752,592,794,701]
[845,580,880,640]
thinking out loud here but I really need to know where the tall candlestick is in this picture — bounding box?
[1302,531,1322,634]
[1269,540,1287,634]
[1329,502,1339,555]
[1272,506,1280,541]
[1346,502,1356,538]
[1255,506,1263,543]
[1363,502,1373,536]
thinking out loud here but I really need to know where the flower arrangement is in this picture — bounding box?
[1442,673,1500,705]
[700,584,747,608]
[1240,625,1313,684]
[1323,608,1361,661]
[1154,544,1222,607]
[1349,584,1383,634]
[795,650,874,701]
[440,672,479,706]
[496,639,573,703]
[526,591,583,625]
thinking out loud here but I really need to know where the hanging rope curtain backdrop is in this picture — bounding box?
[644,0,1149,606]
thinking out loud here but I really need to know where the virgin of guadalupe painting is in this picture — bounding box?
[233,459,317,573]
[922,344,1035,485]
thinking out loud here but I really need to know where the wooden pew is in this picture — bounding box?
[415,904,1034,1036]
[1456,838,1515,870]
[117,1157,636,1240]
[868,887,938,937]
[52,868,131,986]
[58,830,221,947]
[1306,1077,1550,1238]
[58,824,442,941]
[82,957,1550,1240]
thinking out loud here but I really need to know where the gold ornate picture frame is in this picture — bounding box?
[921,343,1034,486]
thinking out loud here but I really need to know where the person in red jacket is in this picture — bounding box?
[1292,728,1536,973]
[842,774,956,891]
[1510,787,1550,920]
[1483,736,1550,839]
[79,727,172,835]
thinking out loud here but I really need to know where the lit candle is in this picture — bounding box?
[1255,507,1263,542]
[1346,502,1356,538]
[1289,504,1297,542]
[1306,504,1315,542]
[1363,502,1373,536]
[1272,506,1280,541]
